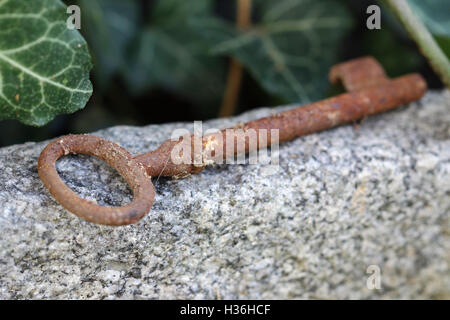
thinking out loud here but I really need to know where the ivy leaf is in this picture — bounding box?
[77,0,139,89]
[409,0,450,37]
[150,0,212,25]
[0,0,92,126]
[124,0,225,112]
[409,0,450,58]
[193,0,353,103]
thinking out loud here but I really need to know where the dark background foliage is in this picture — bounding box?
[0,0,444,147]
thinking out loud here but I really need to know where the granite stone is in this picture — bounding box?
[0,90,449,299]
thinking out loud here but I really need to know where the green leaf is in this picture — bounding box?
[435,35,450,59]
[409,0,450,37]
[193,0,353,103]
[0,0,92,126]
[77,0,139,89]
[124,0,225,110]
[151,0,212,25]
[409,0,450,58]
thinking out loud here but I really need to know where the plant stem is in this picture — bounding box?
[219,0,252,118]
[385,0,450,88]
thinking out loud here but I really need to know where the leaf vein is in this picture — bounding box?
[0,51,91,94]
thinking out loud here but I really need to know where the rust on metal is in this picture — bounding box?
[38,56,427,226]
[38,135,155,226]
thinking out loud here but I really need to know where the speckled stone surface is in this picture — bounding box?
[0,90,449,299]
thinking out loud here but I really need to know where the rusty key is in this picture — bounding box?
[38,57,427,226]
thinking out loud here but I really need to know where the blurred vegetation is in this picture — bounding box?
[0,0,448,147]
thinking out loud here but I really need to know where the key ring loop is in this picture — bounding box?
[38,134,155,226]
